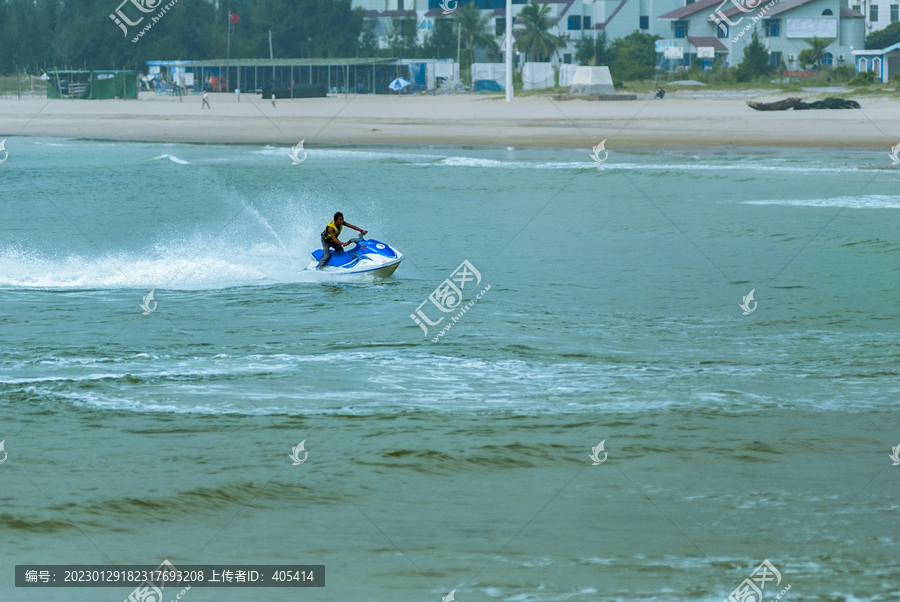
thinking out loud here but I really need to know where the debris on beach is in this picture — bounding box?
[748,97,861,111]
[793,97,861,110]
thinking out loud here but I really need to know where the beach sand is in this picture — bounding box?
[2,91,898,149]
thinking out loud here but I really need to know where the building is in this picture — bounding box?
[849,0,900,35]
[658,0,864,69]
[352,0,871,76]
[852,41,900,79]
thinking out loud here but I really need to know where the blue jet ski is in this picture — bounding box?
[307,233,403,277]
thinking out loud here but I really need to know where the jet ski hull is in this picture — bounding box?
[307,238,403,277]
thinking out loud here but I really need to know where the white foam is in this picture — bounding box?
[146,154,191,164]
[743,195,900,209]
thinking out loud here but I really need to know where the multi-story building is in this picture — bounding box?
[352,0,866,72]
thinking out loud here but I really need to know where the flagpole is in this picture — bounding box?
[226,12,231,92]
[505,0,512,102]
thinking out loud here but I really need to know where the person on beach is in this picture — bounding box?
[271,93,276,108]
[317,212,367,269]
[201,91,210,109]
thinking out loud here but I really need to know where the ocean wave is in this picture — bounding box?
[742,195,900,209]
[145,153,191,164]
[425,157,878,174]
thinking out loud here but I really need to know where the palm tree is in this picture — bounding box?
[454,2,499,59]
[514,3,566,62]
[804,36,833,69]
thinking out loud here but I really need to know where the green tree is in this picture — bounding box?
[797,48,816,69]
[455,2,499,61]
[358,22,380,57]
[387,14,421,57]
[736,29,774,81]
[514,3,565,62]
[423,18,457,59]
[608,31,658,80]
[574,31,612,66]
[803,36,832,69]
[865,20,900,49]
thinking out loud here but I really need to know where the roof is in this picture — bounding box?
[852,42,900,54]
[687,36,728,51]
[378,9,417,17]
[840,5,864,17]
[596,0,632,28]
[659,0,727,21]
[722,0,824,18]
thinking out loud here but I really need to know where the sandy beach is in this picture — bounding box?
[2,90,898,149]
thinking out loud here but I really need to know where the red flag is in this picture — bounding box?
[229,12,240,23]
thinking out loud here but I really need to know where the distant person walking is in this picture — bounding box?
[271,93,276,108]
[201,91,211,109]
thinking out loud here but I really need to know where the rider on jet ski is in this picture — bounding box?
[317,212,368,269]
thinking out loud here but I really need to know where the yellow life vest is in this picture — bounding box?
[322,220,342,241]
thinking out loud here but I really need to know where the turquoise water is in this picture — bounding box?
[1,138,899,602]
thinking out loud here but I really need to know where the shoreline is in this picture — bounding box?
[2,92,898,150]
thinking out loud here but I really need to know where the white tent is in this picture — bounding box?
[558,64,578,87]
[570,66,615,95]
[471,63,506,87]
[522,62,554,90]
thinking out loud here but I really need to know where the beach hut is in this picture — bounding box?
[852,42,900,83]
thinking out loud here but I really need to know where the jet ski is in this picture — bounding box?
[307,233,403,277]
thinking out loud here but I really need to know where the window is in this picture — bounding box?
[822,52,833,66]
[852,4,861,10]
[674,20,688,37]
[873,56,882,75]
[717,23,729,37]
[859,57,867,70]
[563,53,572,64]
[640,15,649,28]
[770,51,782,66]
[765,18,780,36]
[870,4,879,20]
[892,4,899,20]
[821,8,833,14]
[583,16,592,28]
[512,0,527,4]
[568,15,582,29]
[398,0,403,10]
[496,17,504,36]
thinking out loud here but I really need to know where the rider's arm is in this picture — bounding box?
[343,222,367,235]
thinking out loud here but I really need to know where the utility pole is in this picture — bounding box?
[505,0,512,102]
[219,11,231,92]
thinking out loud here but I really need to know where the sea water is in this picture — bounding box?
[0,138,898,602]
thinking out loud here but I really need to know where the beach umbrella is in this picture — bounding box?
[389,77,410,91]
